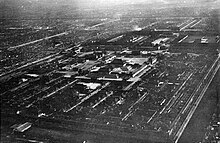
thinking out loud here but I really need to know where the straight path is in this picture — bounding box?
[64,82,111,113]
[174,54,220,143]
[7,32,68,51]
[180,19,198,31]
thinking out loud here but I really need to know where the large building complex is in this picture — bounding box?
[1,2,219,143]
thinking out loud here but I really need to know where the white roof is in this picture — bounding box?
[14,122,32,132]
[78,82,101,90]
[152,38,170,45]
[26,74,39,77]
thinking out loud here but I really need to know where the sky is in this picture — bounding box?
[1,0,219,19]
[17,0,159,7]
[2,0,220,8]
[38,0,219,8]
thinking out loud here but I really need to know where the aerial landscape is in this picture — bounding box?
[0,0,220,143]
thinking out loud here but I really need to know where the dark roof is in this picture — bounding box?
[111,59,123,65]
[104,74,118,79]
[88,73,101,79]
[121,66,129,71]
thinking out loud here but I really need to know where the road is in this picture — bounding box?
[159,72,194,115]
[141,21,162,30]
[190,19,203,28]
[64,82,111,113]
[92,91,113,109]
[0,53,61,79]
[86,19,120,30]
[174,54,220,143]
[180,19,199,31]
[6,18,120,51]
[7,32,69,51]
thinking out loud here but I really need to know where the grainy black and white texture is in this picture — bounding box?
[1,0,219,143]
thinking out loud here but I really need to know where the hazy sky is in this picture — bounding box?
[22,0,160,7]
[3,0,220,8]
[1,0,219,14]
